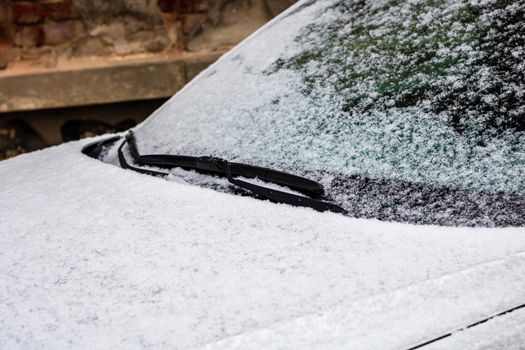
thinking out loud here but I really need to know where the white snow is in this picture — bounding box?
[1,1,525,348]
[131,0,525,226]
[1,138,525,349]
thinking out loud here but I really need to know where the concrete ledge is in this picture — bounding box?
[0,51,225,113]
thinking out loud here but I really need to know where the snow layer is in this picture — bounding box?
[1,138,525,349]
[133,0,525,227]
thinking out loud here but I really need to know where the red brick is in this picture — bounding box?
[161,11,180,28]
[265,0,296,17]
[11,2,44,24]
[158,0,174,13]
[0,2,9,25]
[178,0,210,13]
[0,26,11,44]
[14,25,43,47]
[43,20,83,45]
[41,0,77,20]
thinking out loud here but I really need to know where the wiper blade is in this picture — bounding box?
[83,133,347,214]
[129,143,323,199]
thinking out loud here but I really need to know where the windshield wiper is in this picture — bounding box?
[83,133,347,214]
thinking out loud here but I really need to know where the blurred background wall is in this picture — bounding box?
[0,0,296,159]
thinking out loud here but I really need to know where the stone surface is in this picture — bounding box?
[19,45,52,60]
[73,0,164,27]
[11,1,44,24]
[182,13,208,35]
[73,0,173,56]
[71,35,110,57]
[43,19,84,45]
[14,25,44,47]
[184,50,223,81]
[0,0,298,64]
[0,51,224,112]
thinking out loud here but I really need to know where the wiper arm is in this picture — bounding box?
[82,135,122,160]
[83,133,347,214]
[126,135,323,198]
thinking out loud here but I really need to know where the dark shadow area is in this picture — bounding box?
[0,98,167,160]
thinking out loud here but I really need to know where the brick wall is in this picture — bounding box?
[0,0,82,66]
[0,0,296,68]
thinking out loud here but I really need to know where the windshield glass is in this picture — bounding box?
[132,0,525,227]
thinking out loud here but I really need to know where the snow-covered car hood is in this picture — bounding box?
[1,139,525,349]
[2,0,525,347]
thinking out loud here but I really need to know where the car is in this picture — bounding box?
[1,0,524,349]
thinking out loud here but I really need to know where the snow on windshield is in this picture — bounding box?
[133,0,525,226]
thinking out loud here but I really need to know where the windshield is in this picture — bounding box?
[131,0,525,227]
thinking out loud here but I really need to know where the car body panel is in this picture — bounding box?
[2,0,525,347]
[1,139,525,349]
